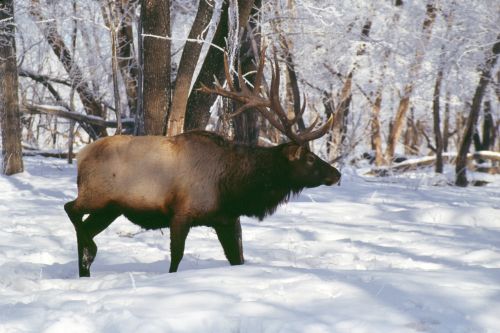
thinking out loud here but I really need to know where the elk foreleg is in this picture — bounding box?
[169,216,191,273]
[214,218,244,266]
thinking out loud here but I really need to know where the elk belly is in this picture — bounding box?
[123,208,173,230]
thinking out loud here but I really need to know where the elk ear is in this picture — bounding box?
[284,145,303,161]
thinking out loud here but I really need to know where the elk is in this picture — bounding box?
[64,50,341,277]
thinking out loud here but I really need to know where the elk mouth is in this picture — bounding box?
[324,177,340,186]
[324,170,341,186]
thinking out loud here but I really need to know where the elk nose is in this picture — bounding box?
[324,168,341,186]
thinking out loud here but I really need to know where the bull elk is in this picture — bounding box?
[64,50,340,277]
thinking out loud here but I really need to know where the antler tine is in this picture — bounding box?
[303,114,320,133]
[199,46,333,146]
[230,103,259,118]
[297,115,334,142]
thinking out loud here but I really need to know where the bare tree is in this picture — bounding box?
[100,0,139,124]
[432,68,444,173]
[371,0,404,166]
[456,34,500,186]
[29,0,107,138]
[385,2,436,162]
[167,0,215,137]
[116,0,139,116]
[0,0,23,175]
[184,0,255,132]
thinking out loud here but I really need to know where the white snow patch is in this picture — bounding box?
[1,156,499,332]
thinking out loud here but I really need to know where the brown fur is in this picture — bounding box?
[65,130,341,276]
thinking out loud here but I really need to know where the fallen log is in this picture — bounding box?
[20,104,134,129]
[368,151,500,175]
[23,150,76,159]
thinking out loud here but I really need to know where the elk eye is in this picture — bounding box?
[306,154,315,165]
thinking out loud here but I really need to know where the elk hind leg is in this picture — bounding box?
[65,200,92,277]
[214,218,244,266]
[64,201,119,277]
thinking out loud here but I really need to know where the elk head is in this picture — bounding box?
[200,46,340,187]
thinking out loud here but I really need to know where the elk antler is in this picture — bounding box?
[199,47,333,145]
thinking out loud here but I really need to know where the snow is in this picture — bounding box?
[1,156,500,333]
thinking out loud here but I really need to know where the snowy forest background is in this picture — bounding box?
[1,0,499,181]
[1,1,500,332]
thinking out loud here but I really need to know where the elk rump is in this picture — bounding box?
[64,130,340,277]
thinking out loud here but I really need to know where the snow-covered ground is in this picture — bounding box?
[1,156,499,333]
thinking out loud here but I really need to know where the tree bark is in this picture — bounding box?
[432,69,444,173]
[330,73,352,161]
[184,3,229,132]
[481,100,493,151]
[167,0,214,136]
[232,0,261,145]
[141,0,171,136]
[455,34,500,186]
[443,90,450,152]
[371,93,384,166]
[0,0,24,175]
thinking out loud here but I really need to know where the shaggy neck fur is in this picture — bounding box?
[219,144,304,220]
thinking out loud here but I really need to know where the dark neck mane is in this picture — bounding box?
[219,144,303,220]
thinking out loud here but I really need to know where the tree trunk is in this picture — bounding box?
[0,0,24,175]
[431,3,454,171]
[141,0,171,136]
[101,0,139,117]
[455,34,500,186]
[135,13,145,135]
[481,100,493,151]
[184,3,229,131]
[371,93,384,166]
[184,0,255,132]
[443,90,450,152]
[116,0,139,116]
[102,0,123,134]
[432,69,444,173]
[330,73,352,161]
[385,2,436,162]
[167,0,215,136]
[403,108,420,156]
[232,0,261,145]
[68,0,78,164]
[331,19,371,161]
